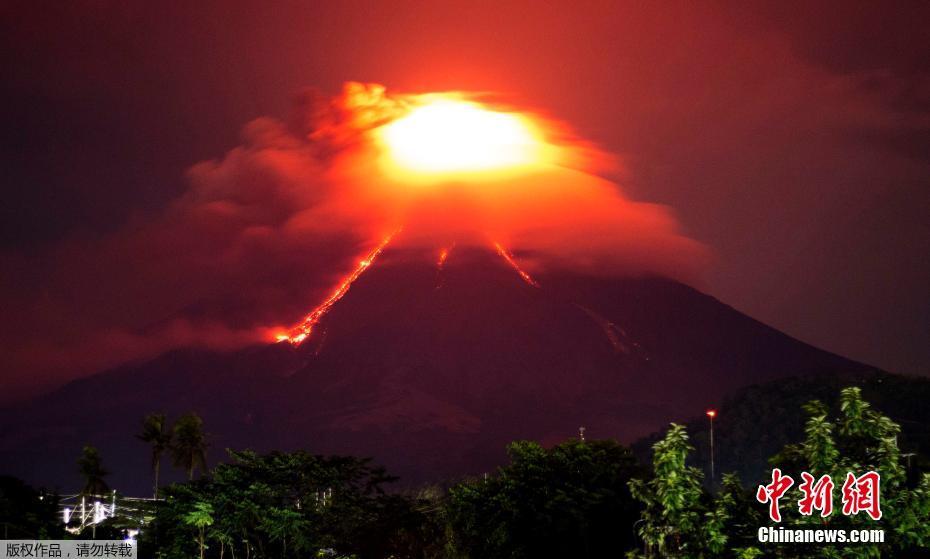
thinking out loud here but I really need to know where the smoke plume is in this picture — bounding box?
[0,82,707,397]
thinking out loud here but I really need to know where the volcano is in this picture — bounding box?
[0,241,871,492]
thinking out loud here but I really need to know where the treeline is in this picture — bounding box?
[627,387,930,558]
[3,386,930,557]
[141,440,645,559]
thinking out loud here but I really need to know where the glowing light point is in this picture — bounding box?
[706,409,717,418]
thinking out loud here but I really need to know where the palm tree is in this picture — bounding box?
[171,412,208,480]
[77,445,110,496]
[137,413,172,499]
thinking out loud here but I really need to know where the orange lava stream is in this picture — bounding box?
[437,243,456,269]
[276,231,399,345]
[493,241,540,288]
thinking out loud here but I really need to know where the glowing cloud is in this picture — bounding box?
[0,82,709,384]
[264,84,707,345]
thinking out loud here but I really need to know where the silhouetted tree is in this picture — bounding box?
[77,445,110,496]
[261,508,310,558]
[447,439,643,558]
[146,449,428,559]
[137,413,172,498]
[0,476,64,539]
[171,413,208,480]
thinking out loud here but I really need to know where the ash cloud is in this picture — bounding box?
[0,83,705,398]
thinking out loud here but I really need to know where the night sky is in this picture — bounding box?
[2,1,929,399]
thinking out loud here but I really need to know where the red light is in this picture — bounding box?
[706,409,717,418]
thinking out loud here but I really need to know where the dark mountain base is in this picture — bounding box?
[0,245,874,493]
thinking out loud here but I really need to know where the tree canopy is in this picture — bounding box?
[146,450,437,559]
[446,438,644,558]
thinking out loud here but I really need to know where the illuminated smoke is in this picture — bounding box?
[1,82,707,387]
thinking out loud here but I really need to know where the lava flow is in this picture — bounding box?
[493,241,540,288]
[437,245,453,270]
[276,232,398,345]
[276,92,567,344]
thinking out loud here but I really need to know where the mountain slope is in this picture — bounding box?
[0,244,872,493]
[632,371,930,485]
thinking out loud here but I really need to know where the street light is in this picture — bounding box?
[706,409,717,483]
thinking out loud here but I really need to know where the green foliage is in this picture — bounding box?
[134,382,929,557]
[636,373,930,486]
[184,501,214,559]
[716,473,762,554]
[145,449,438,559]
[628,424,715,557]
[446,438,643,558]
[77,445,110,496]
[764,386,930,558]
[261,507,310,557]
[628,386,930,558]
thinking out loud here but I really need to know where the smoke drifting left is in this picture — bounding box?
[0,83,706,398]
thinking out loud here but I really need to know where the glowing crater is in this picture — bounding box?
[379,99,543,174]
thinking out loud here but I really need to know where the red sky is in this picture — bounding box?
[1,1,929,396]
